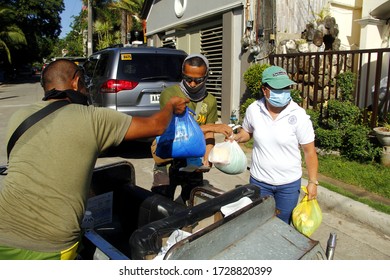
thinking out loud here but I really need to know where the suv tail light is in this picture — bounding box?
[100,79,139,93]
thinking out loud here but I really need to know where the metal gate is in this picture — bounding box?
[270,48,390,128]
[201,25,223,117]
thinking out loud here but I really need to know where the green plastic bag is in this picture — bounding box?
[208,140,247,175]
[292,186,322,237]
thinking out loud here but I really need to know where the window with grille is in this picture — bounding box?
[201,25,223,117]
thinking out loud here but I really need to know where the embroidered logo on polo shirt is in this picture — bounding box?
[288,115,297,125]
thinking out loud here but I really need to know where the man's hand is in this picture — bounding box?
[203,158,212,168]
[168,96,189,115]
[215,124,234,138]
[124,97,188,141]
[201,123,233,138]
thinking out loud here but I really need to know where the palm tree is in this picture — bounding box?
[111,0,143,44]
[79,0,142,50]
[95,20,121,49]
[0,5,27,64]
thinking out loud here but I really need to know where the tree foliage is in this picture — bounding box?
[111,0,143,44]
[0,0,64,66]
[0,4,27,64]
[0,0,145,67]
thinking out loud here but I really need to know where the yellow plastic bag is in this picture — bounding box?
[292,186,322,237]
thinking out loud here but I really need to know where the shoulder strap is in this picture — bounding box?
[7,100,70,159]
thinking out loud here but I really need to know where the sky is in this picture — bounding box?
[60,0,83,38]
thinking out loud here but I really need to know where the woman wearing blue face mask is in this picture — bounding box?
[233,65,319,224]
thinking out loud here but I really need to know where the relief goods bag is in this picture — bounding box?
[208,140,247,175]
[156,107,206,159]
[292,186,323,237]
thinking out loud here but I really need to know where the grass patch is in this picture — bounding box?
[317,154,390,199]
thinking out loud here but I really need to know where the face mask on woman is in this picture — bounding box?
[266,89,291,107]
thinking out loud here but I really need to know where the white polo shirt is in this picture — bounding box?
[242,99,315,185]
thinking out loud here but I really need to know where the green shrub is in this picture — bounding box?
[325,99,361,129]
[291,89,303,104]
[243,63,270,98]
[315,127,343,151]
[341,125,381,162]
[336,71,356,102]
[308,100,381,163]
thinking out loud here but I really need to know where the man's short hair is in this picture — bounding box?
[41,59,78,90]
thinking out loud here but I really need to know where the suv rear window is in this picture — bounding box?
[117,53,184,82]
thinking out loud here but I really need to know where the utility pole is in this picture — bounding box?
[87,0,93,56]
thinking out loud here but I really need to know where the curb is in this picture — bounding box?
[301,178,390,237]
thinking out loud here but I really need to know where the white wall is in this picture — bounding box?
[275,0,329,34]
[145,0,243,35]
[329,1,362,50]
[355,0,389,108]
[358,0,389,49]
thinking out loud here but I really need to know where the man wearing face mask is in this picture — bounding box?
[233,65,319,224]
[152,54,233,203]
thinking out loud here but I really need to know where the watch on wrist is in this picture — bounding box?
[308,180,319,186]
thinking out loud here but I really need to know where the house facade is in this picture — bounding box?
[141,0,390,123]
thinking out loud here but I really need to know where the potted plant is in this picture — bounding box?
[373,123,390,146]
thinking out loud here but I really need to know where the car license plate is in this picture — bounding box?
[150,94,160,104]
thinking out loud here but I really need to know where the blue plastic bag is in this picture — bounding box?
[156,107,206,159]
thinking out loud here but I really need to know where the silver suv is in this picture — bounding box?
[83,46,187,117]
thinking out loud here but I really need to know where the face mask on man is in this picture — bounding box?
[179,80,207,102]
[266,89,291,107]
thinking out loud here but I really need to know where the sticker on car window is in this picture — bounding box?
[121,54,132,60]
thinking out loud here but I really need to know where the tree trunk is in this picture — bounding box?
[121,10,127,44]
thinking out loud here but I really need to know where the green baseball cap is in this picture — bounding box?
[262,66,296,89]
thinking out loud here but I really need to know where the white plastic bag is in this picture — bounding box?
[209,141,247,175]
[220,197,252,217]
[208,141,231,164]
[154,229,192,260]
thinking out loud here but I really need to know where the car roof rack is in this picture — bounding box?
[110,43,124,48]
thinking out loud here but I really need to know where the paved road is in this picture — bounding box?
[1,79,390,260]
